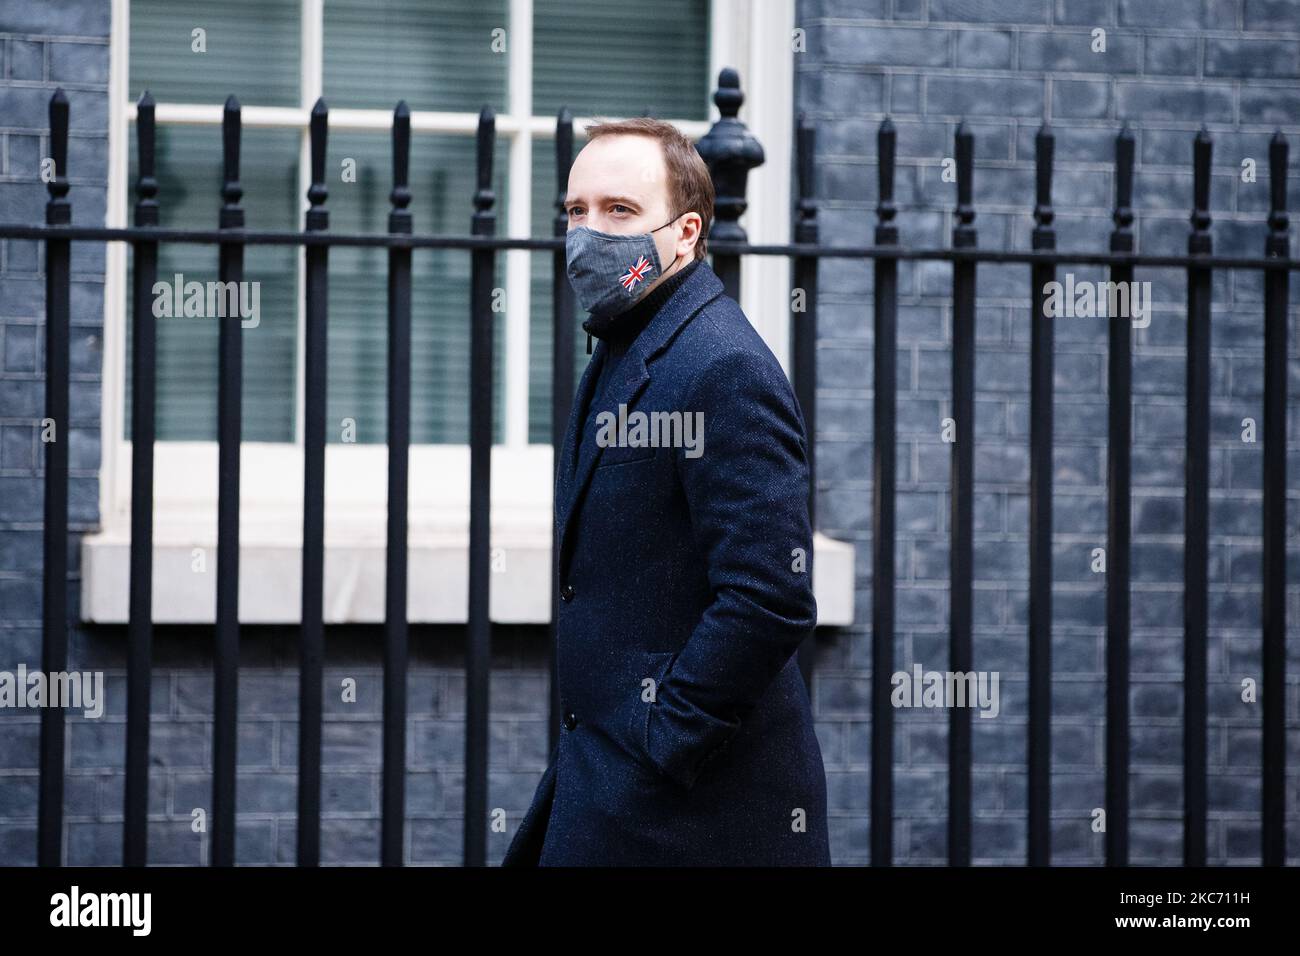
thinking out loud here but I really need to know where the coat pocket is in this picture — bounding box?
[594,442,658,468]
[620,650,678,780]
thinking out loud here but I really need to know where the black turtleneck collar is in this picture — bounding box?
[582,257,702,354]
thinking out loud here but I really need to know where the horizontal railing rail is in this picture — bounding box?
[7,65,1290,868]
[1,223,1297,269]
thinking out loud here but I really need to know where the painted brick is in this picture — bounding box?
[1053,79,1111,119]
[927,75,1046,116]
[1144,35,1200,76]
[3,0,1300,870]
[48,40,109,85]
[821,25,953,67]
[1020,31,1141,73]
[1244,0,1300,32]
[931,0,1050,24]
[1115,81,1235,122]
[802,0,890,17]
[955,29,1014,69]
[1205,38,1300,78]
[1119,0,1209,27]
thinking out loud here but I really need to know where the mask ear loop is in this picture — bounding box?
[653,211,686,279]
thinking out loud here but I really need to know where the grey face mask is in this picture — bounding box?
[565,212,683,318]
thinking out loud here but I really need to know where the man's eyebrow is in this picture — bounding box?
[563,194,644,208]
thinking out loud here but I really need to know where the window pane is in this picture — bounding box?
[327,131,508,444]
[125,125,300,442]
[323,0,508,113]
[533,0,711,120]
[528,0,712,442]
[527,142,590,445]
[129,0,300,106]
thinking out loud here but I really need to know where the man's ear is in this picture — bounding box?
[681,212,703,254]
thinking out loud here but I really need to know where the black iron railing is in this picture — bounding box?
[3,67,1294,867]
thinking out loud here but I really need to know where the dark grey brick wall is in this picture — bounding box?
[0,1,113,864]
[3,616,552,865]
[4,0,1300,867]
[799,0,1300,863]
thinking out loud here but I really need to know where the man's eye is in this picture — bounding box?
[567,207,583,218]
[611,205,631,214]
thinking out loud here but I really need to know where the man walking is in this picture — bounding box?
[502,117,829,866]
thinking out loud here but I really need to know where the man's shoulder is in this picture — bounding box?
[663,291,810,449]
[669,293,793,399]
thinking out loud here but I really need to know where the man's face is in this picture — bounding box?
[564,133,699,291]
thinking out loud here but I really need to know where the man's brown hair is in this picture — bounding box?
[583,117,714,261]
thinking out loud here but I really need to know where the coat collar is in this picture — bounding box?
[554,258,725,573]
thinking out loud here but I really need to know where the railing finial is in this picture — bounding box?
[952,121,975,248]
[795,112,818,247]
[221,96,242,226]
[696,67,764,247]
[307,98,328,230]
[554,107,574,236]
[473,106,497,229]
[712,66,743,119]
[46,88,71,226]
[1190,126,1213,255]
[1033,122,1055,247]
[390,100,412,231]
[1267,130,1289,255]
[1110,124,1135,253]
[876,117,897,245]
[134,91,157,228]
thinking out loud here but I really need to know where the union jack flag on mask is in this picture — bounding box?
[620,255,653,292]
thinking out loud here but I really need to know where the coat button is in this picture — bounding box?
[562,711,578,730]
[560,584,575,602]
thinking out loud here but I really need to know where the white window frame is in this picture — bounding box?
[83,0,858,626]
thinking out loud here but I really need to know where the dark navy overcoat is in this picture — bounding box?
[502,259,830,866]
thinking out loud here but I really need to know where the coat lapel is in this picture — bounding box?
[554,260,725,574]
